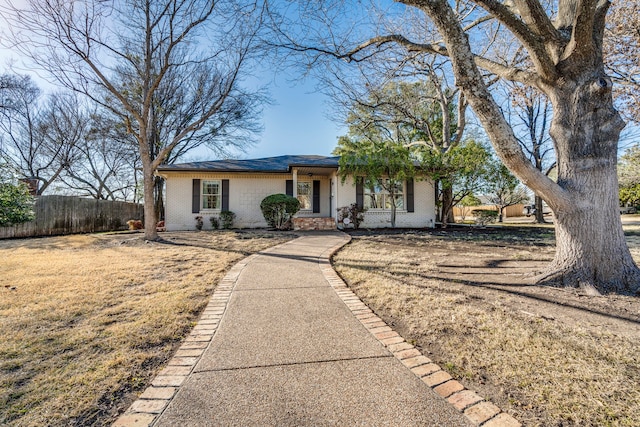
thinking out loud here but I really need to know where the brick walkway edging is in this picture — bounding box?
[318,234,521,427]
[112,251,260,427]
[115,233,521,427]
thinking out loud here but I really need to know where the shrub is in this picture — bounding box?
[220,211,235,229]
[195,215,203,231]
[0,182,35,227]
[260,194,300,230]
[472,209,498,226]
[209,216,220,230]
[337,204,365,230]
[127,219,143,230]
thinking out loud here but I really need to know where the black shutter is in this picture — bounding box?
[192,179,200,213]
[356,177,364,210]
[222,179,229,211]
[313,180,320,213]
[406,178,415,213]
[286,180,293,196]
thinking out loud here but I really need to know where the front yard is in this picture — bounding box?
[0,231,295,426]
[2,222,639,426]
[333,224,640,426]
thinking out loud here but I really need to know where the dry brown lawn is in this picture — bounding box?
[0,230,294,426]
[333,223,640,427]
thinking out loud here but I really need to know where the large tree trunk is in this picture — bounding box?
[539,80,640,294]
[143,166,159,241]
[534,195,546,223]
[543,199,639,294]
[440,185,454,228]
[434,179,441,223]
[414,0,640,294]
[390,202,397,228]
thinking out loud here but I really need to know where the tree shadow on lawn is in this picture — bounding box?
[336,257,640,328]
[150,237,254,256]
[141,231,295,256]
[348,230,556,252]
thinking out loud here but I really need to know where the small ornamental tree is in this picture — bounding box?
[260,194,300,230]
[0,182,35,226]
[486,162,530,222]
[457,194,481,222]
[472,209,498,227]
[335,137,415,229]
[619,145,640,208]
[620,186,640,209]
[419,140,492,226]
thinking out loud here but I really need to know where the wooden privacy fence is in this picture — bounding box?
[0,195,144,239]
[453,204,525,219]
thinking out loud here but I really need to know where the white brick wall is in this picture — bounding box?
[163,172,435,230]
[335,176,436,228]
[163,172,334,230]
[230,175,289,228]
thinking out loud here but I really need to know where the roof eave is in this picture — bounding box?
[156,167,290,173]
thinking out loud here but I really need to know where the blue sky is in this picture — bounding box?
[244,74,345,160]
[0,44,345,162]
[0,0,348,163]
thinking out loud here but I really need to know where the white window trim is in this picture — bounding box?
[201,179,222,211]
[297,180,313,211]
[363,179,406,212]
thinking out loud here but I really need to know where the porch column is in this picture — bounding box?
[292,168,298,198]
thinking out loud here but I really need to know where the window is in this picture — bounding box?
[297,181,312,210]
[202,180,221,210]
[363,178,404,210]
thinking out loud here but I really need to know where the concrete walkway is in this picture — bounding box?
[115,232,519,427]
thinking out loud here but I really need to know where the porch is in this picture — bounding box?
[292,217,336,231]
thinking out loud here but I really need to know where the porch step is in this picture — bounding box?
[292,217,336,231]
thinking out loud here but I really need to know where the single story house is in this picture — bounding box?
[157,155,436,230]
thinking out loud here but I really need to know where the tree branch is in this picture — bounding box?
[471,0,558,81]
[474,57,540,85]
[512,0,562,43]
[408,0,569,210]
[573,0,598,49]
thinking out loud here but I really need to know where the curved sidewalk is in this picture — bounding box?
[114,232,519,427]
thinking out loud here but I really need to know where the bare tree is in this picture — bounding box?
[302,38,469,225]
[413,0,639,294]
[357,72,468,225]
[0,74,83,194]
[273,0,639,294]
[485,162,529,222]
[604,0,640,124]
[328,77,481,226]
[2,0,267,240]
[59,109,140,201]
[505,83,555,223]
[404,65,468,226]
[105,52,264,220]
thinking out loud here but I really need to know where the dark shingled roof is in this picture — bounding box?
[157,155,340,173]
